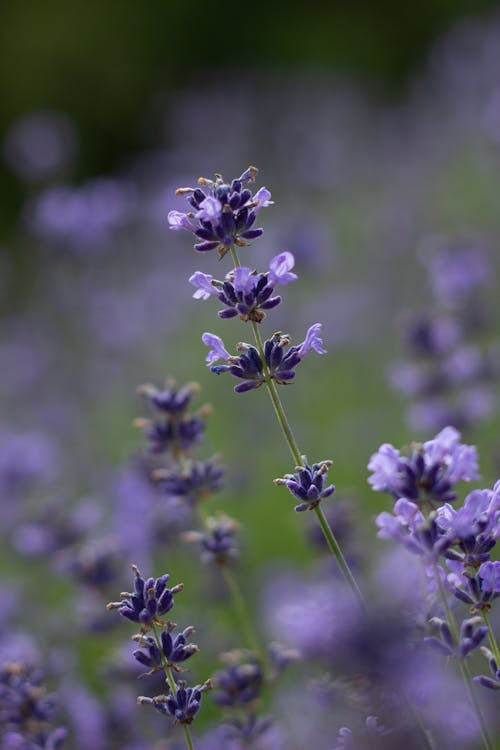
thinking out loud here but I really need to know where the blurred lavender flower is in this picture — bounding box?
[212,654,264,708]
[368,426,479,508]
[3,112,77,182]
[168,167,271,257]
[154,457,224,505]
[0,661,67,749]
[474,647,500,691]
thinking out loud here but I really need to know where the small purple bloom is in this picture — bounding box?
[138,680,211,725]
[189,271,217,300]
[167,210,193,231]
[253,186,273,211]
[202,333,231,366]
[195,196,222,222]
[268,251,298,286]
[297,323,327,357]
[274,460,335,512]
[478,561,500,593]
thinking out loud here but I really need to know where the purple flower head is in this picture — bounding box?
[133,624,198,673]
[203,328,324,393]
[202,333,231,366]
[375,498,447,561]
[192,253,297,322]
[212,655,264,707]
[169,167,270,257]
[182,514,239,565]
[274,459,335,512]
[138,680,211,725]
[154,456,225,504]
[425,615,488,659]
[107,565,183,628]
[136,381,208,456]
[368,426,479,508]
[297,323,327,357]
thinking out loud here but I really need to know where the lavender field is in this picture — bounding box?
[2,9,500,750]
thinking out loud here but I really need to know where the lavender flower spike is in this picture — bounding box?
[274,460,335,512]
[202,333,231,366]
[189,272,217,300]
[106,564,183,627]
[297,323,327,357]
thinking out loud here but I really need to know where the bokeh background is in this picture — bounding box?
[2,2,500,748]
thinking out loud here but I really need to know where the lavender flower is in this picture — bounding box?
[212,655,264,707]
[274,460,335,512]
[168,167,271,257]
[189,251,297,322]
[368,426,479,508]
[474,647,500,690]
[0,661,67,749]
[136,381,210,455]
[202,325,326,393]
[138,680,211,724]
[425,616,488,658]
[182,514,239,566]
[107,565,183,627]
[154,457,225,505]
[132,624,198,673]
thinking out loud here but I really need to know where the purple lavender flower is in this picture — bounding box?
[202,325,326,393]
[212,656,264,707]
[425,616,488,659]
[0,661,67,749]
[274,460,335,512]
[138,680,211,724]
[474,647,500,690]
[478,560,500,593]
[107,565,183,627]
[368,426,479,508]
[136,381,209,455]
[154,456,225,505]
[132,624,198,673]
[189,251,297,322]
[168,167,271,257]
[182,515,239,565]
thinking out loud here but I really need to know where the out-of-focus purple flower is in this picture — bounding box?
[436,485,500,565]
[274,460,335,512]
[212,656,264,708]
[168,167,270,257]
[3,111,77,182]
[154,457,225,505]
[425,615,488,659]
[425,245,490,308]
[368,426,479,507]
[107,565,183,627]
[181,514,239,565]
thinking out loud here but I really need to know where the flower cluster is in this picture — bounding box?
[182,514,240,566]
[135,380,210,456]
[368,425,479,508]
[189,251,297,322]
[107,565,210,728]
[369,427,500,680]
[203,325,326,393]
[0,661,67,750]
[274,460,335,512]
[168,166,272,257]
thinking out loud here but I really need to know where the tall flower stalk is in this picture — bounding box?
[169,166,365,608]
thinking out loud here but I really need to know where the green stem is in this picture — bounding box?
[228,246,366,607]
[151,625,196,750]
[482,611,500,665]
[222,566,271,671]
[433,568,494,750]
